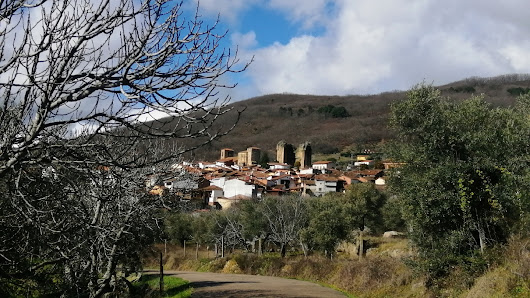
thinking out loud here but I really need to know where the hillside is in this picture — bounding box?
[171,74,530,161]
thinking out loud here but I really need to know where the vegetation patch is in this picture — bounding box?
[132,275,192,298]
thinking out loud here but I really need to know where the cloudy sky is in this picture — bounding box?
[190,0,530,100]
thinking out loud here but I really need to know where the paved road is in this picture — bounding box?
[161,271,346,298]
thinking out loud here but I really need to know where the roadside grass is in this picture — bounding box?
[143,237,530,297]
[132,274,192,298]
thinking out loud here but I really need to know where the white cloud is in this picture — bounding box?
[267,0,333,28]
[191,0,258,24]
[231,31,258,49]
[237,0,530,96]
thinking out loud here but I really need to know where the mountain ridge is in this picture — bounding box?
[174,74,530,161]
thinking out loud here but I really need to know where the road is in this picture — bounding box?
[161,270,347,298]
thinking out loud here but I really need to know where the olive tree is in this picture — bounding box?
[0,0,248,296]
[388,84,530,285]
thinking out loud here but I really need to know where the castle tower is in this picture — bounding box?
[296,142,312,169]
[276,140,295,165]
[220,148,234,160]
[237,151,249,167]
[246,147,261,165]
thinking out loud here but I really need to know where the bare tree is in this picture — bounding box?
[261,195,307,258]
[0,0,249,296]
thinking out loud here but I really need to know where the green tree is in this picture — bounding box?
[165,212,193,246]
[302,196,354,257]
[344,183,387,234]
[388,84,530,285]
[259,152,270,168]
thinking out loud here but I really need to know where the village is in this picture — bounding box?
[145,140,397,210]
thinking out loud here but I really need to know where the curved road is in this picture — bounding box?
[160,270,346,298]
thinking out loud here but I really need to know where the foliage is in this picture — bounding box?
[302,196,355,255]
[448,85,476,93]
[317,105,351,118]
[507,87,530,96]
[165,213,194,246]
[388,84,530,286]
[259,152,270,168]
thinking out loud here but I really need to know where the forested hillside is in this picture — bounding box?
[173,74,530,161]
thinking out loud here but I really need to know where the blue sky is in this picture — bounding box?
[190,0,530,101]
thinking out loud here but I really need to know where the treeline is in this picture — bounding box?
[164,184,403,258]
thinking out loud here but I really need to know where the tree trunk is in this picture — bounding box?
[478,224,486,254]
[196,242,199,260]
[280,243,286,258]
[221,236,225,258]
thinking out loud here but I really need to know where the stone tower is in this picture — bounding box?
[220,148,234,160]
[246,147,261,165]
[276,140,295,165]
[296,142,312,169]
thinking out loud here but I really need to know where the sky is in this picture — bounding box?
[189,0,530,101]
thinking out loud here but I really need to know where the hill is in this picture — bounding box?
[170,74,530,161]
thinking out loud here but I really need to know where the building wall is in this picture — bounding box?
[276,141,295,165]
[221,148,234,159]
[296,142,312,169]
[211,177,257,199]
[247,147,261,165]
[237,151,248,166]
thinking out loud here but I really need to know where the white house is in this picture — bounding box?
[211,177,261,199]
[312,161,335,171]
[268,162,291,170]
[313,175,342,196]
[354,160,375,167]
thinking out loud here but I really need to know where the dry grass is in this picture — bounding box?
[142,237,530,297]
[143,239,423,297]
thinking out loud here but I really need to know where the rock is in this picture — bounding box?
[383,231,404,238]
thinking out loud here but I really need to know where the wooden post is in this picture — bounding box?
[196,242,199,260]
[221,236,225,258]
[183,240,186,258]
[159,252,164,295]
[358,230,364,260]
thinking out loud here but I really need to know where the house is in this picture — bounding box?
[313,175,344,196]
[215,157,237,168]
[312,161,335,171]
[210,177,262,200]
[356,154,371,161]
[201,185,224,207]
[354,160,375,167]
[217,195,252,209]
[267,174,294,189]
[268,162,291,170]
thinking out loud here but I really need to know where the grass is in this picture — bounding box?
[132,274,192,298]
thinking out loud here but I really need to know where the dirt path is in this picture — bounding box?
[159,270,347,298]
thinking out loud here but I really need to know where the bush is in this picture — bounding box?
[317,105,350,118]
[507,87,530,96]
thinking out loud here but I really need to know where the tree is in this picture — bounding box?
[388,84,530,285]
[302,196,353,257]
[261,195,307,257]
[259,152,270,168]
[0,1,248,296]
